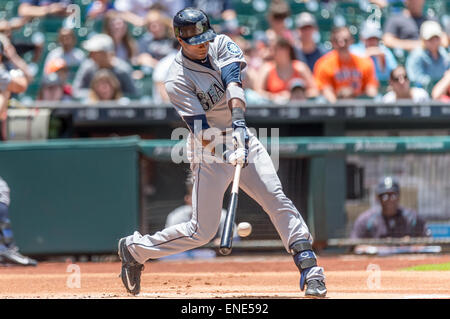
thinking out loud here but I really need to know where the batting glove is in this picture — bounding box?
[231,120,249,167]
[224,147,248,167]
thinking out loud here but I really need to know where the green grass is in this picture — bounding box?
[402,263,450,271]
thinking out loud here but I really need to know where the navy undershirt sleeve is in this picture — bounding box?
[221,62,242,87]
[182,114,210,132]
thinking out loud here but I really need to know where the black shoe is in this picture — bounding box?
[305,279,327,298]
[0,247,37,266]
[118,237,144,295]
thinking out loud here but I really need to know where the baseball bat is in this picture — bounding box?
[219,162,243,255]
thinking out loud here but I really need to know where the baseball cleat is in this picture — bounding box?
[118,237,144,295]
[0,246,37,266]
[305,279,327,298]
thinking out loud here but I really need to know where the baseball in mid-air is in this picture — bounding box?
[237,222,252,237]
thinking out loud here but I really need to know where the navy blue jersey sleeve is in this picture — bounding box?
[220,62,242,87]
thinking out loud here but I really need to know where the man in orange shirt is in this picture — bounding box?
[314,26,379,103]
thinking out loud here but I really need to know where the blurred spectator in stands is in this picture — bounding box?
[135,10,175,69]
[86,0,115,21]
[103,11,138,62]
[445,20,450,51]
[0,17,43,64]
[265,0,295,47]
[18,0,72,19]
[43,28,85,73]
[44,57,73,99]
[351,176,430,239]
[152,39,179,104]
[0,35,33,82]
[288,78,307,102]
[72,34,137,100]
[87,69,123,103]
[293,12,326,73]
[369,0,388,8]
[382,66,430,103]
[113,0,185,27]
[406,21,449,91]
[314,26,378,103]
[185,0,239,36]
[0,17,30,36]
[37,72,72,101]
[431,70,450,102]
[234,37,272,105]
[0,41,28,141]
[382,0,446,52]
[254,37,318,104]
[350,22,398,83]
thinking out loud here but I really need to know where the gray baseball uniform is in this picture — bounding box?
[0,176,10,207]
[125,34,324,283]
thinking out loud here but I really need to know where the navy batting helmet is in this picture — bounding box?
[173,8,216,45]
[375,176,400,195]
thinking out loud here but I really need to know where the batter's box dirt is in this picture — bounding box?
[0,254,449,299]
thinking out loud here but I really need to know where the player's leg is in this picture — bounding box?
[0,180,37,266]
[118,161,234,294]
[125,162,233,261]
[239,136,326,297]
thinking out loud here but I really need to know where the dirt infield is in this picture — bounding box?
[1,254,450,299]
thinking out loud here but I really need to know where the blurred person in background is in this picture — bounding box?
[314,26,378,103]
[113,0,185,27]
[350,22,398,83]
[0,176,37,266]
[87,68,123,103]
[446,20,450,51]
[406,20,449,91]
[135,9,175,68]
[0,35,33,83]
[0,41,28,141]
[185,0,239,36]
[288,78,307,102]
[0,17,43,64]
[234,37,272,105]
[44,57,74,99]
[431,69,450,102]
[293,12,326,73]
[43,28,86,73]
[86,0,115,21]
[103,11,138,62]
[254,37,318,104]
[351,176,430,239]
[37,72,72,101]
[369,0,388,8]
[382,0,446,52]
[265,0,295,47]
[72,33,136,100]
[18,0,73,19]
[382,66,430,103]
[152,39,180,104]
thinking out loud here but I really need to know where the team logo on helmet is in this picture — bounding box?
[195,21,204,34]
[226,42,241,55]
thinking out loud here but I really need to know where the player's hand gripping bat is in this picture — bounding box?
[219,162,243,255]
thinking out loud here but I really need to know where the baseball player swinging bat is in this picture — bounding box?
[219,162,242,255]
[117,8,326,298]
